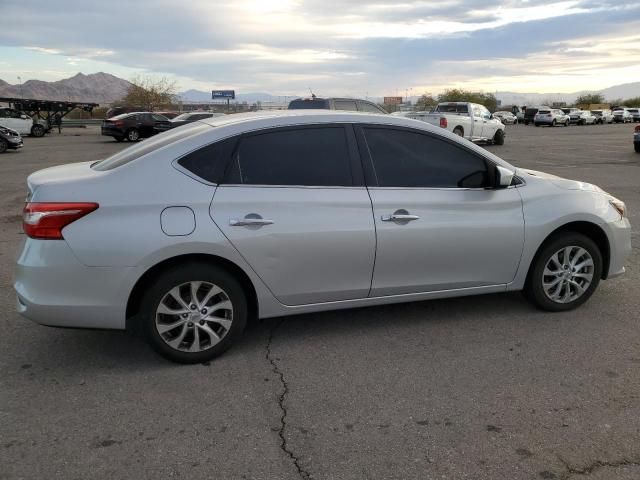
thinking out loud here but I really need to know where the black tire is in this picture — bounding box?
[126,128,140,142]
[30,124,45,137]
[551,119,556,127]
[0,138,7,154]
[493,129,505,145]
[453,127,463,137]
[114,136,125,142]
[140,263,248,363]
[524,233,602,312]
[565,120,570,127]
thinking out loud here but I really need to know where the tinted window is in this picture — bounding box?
[92,122,210,171]
[176,137,236,183]
[152,114,168,121]
[333,100,358,111]
[288,99,329,109]
[364,128,489,188]
[435,104,468,114]
[233,127,353,186]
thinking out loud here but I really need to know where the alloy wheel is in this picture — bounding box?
[542,246,594,303]
[155,281,233,352]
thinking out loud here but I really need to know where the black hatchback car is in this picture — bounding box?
[0,125,23,153]
[101,112,172,142]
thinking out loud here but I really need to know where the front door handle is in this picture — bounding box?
[230,214,274,227]
[381,209,420,224]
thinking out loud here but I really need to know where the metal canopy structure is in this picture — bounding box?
[0,97,99,130]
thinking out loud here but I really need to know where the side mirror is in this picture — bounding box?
[496,165,514,188]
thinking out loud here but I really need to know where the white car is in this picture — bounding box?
[613,109,633,123]
[492,111,518,124]
[534,109,570,127]
[570,110,597,125]
[0,107,47,137]
[15,111,631,363]
[411,102,506,145]
[591,109,614,124]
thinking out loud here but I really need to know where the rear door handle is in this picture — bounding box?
[230,217,274,227]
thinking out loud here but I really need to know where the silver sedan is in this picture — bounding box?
[15,111,632,363]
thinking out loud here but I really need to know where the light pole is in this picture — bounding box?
[17,76,24,99]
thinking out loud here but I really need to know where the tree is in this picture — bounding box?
[622,97,640,107]
[119,75,178,111]
[574,93,605,106]
[415,94,437,111]
[437,89,498,112]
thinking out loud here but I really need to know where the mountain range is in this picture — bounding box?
[1,72,639,106]
[0,72,131,104]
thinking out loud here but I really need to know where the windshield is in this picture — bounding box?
[92,122,210,171]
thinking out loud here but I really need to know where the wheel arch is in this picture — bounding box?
[125,253,259,331]
[452,125,464,136]
[525,221,611,284]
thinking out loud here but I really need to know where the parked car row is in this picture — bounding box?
[101,111,224,142]
[519,105,639,127]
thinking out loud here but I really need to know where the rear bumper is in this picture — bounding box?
[14,239,137,329]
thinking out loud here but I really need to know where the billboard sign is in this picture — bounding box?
[384,96,403,105]
[212,90,236,100]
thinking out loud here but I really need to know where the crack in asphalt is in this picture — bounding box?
[266,319,312,480]
[556,454,640,479]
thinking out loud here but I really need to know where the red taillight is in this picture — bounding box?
[439,117,448,128]
[23,202,98,240]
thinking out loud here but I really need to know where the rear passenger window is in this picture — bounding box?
[333,100,358,111]
[232,127,353,186]
[176,138,237,183]
[363,127,489,189]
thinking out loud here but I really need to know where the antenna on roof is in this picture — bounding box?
[308,87,316,99]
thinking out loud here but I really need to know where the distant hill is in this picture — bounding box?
[0,72,131,104]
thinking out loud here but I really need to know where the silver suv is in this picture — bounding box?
[533,108,570,127]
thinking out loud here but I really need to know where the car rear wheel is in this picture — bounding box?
[126,128,140,142]
[0,139,7,153]
[565,120,570,127]
[524,233,602,312]
[453,127,463,137]
[551,120,556,127]
[141,263,248,363]
[31,124,45,137]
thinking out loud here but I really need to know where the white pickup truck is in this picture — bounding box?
[408,102,506,145]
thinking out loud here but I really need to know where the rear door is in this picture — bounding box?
[210,125,376,306]
[358,125,524,296]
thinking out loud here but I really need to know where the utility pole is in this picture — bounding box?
[17,76,24,99]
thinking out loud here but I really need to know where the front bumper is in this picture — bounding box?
[14,239,138,329]
[602,216,632,279]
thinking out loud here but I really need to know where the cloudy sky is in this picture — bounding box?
[1,0,639,96]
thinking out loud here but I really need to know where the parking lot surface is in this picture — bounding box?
[1,124,639,480]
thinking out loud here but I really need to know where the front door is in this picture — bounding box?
[358,125,525,296]
[211,125,376,306]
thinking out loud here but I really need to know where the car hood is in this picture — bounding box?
[516,168,605,192]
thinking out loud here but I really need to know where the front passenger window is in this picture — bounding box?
[363,127,490,189]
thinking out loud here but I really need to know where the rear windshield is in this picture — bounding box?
[288,99,330,109]
[109,113,133,120]
[537,110,550,114]
[525,108,538,115]
[92,122,210,171]
[434,104,469,114]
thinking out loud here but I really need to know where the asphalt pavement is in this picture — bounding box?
[1,123,639,480]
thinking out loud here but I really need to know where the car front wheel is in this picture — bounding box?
[31,124,45,137]
[0,138,7,153]
[141,263,248,363]
[524,233,602,312]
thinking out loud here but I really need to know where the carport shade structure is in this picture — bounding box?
[0,97,99,132]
